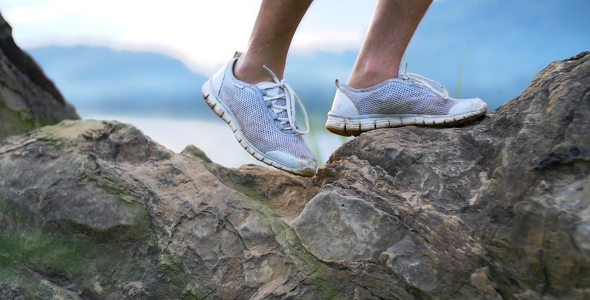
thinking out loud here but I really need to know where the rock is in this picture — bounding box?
[0,12,78,140]
[0,52,588,299]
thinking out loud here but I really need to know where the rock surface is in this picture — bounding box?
[0,52,589,299]
[0,12,79,140]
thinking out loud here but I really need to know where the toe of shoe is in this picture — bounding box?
[448,98,488,116]
[265,150,317,176]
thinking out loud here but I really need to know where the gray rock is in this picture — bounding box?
[0,52,588,299]
[0,12,78,140]
[323,51,590,299]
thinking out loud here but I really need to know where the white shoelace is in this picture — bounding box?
[400,71,450,100]
[261,65,310,135]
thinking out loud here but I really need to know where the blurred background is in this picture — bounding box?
[0,0,588,167]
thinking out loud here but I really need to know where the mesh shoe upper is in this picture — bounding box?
[326,70,487,136]
[216,58,316,165]
[336,72,465,116]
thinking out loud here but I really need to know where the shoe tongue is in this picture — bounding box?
[256,82,293,133]
[256,82,281,97]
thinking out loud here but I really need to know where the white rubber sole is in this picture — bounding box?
[325,107,487,137]
[201,81,316,177]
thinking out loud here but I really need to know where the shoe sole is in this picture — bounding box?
[325,107,487,137]
[202,81,316,177]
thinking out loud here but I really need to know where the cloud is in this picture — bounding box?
[0,0,258,71]
[0,0,377,72]
[4,0,586,79]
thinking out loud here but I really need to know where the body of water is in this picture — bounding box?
[87,115,350,169]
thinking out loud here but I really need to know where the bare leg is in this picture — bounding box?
[234,0,313,84]
[347,0,433,89]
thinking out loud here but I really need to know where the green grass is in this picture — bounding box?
[304,115,352,166]
[453,40,474,98]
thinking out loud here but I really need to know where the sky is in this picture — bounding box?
[1,0,588,76]
[0,0,378,74]
[1,0,589,108]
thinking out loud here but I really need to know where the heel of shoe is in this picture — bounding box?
[330,88,360,116]
[325,113,361,137]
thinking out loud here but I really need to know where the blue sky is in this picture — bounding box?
[1,0,588,75]
[1,0,588,111]
[0,0,376,73]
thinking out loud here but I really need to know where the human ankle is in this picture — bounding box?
[346,68,399,89]
[234,56,283,85]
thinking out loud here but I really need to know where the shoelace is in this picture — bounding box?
[261,65,310,135]
[400,71,450,100]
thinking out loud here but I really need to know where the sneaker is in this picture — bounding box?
[325,71,488,136]
[201,53,317,177]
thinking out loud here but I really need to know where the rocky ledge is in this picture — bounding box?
[1,52,589,300]
[0,12,78,140]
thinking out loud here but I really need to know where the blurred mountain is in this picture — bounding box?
[27,12,589,121]
[26,45,209,119]
[25,46,354,121]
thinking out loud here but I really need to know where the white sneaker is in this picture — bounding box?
[202,53,317,176]
[326,71,488,136]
